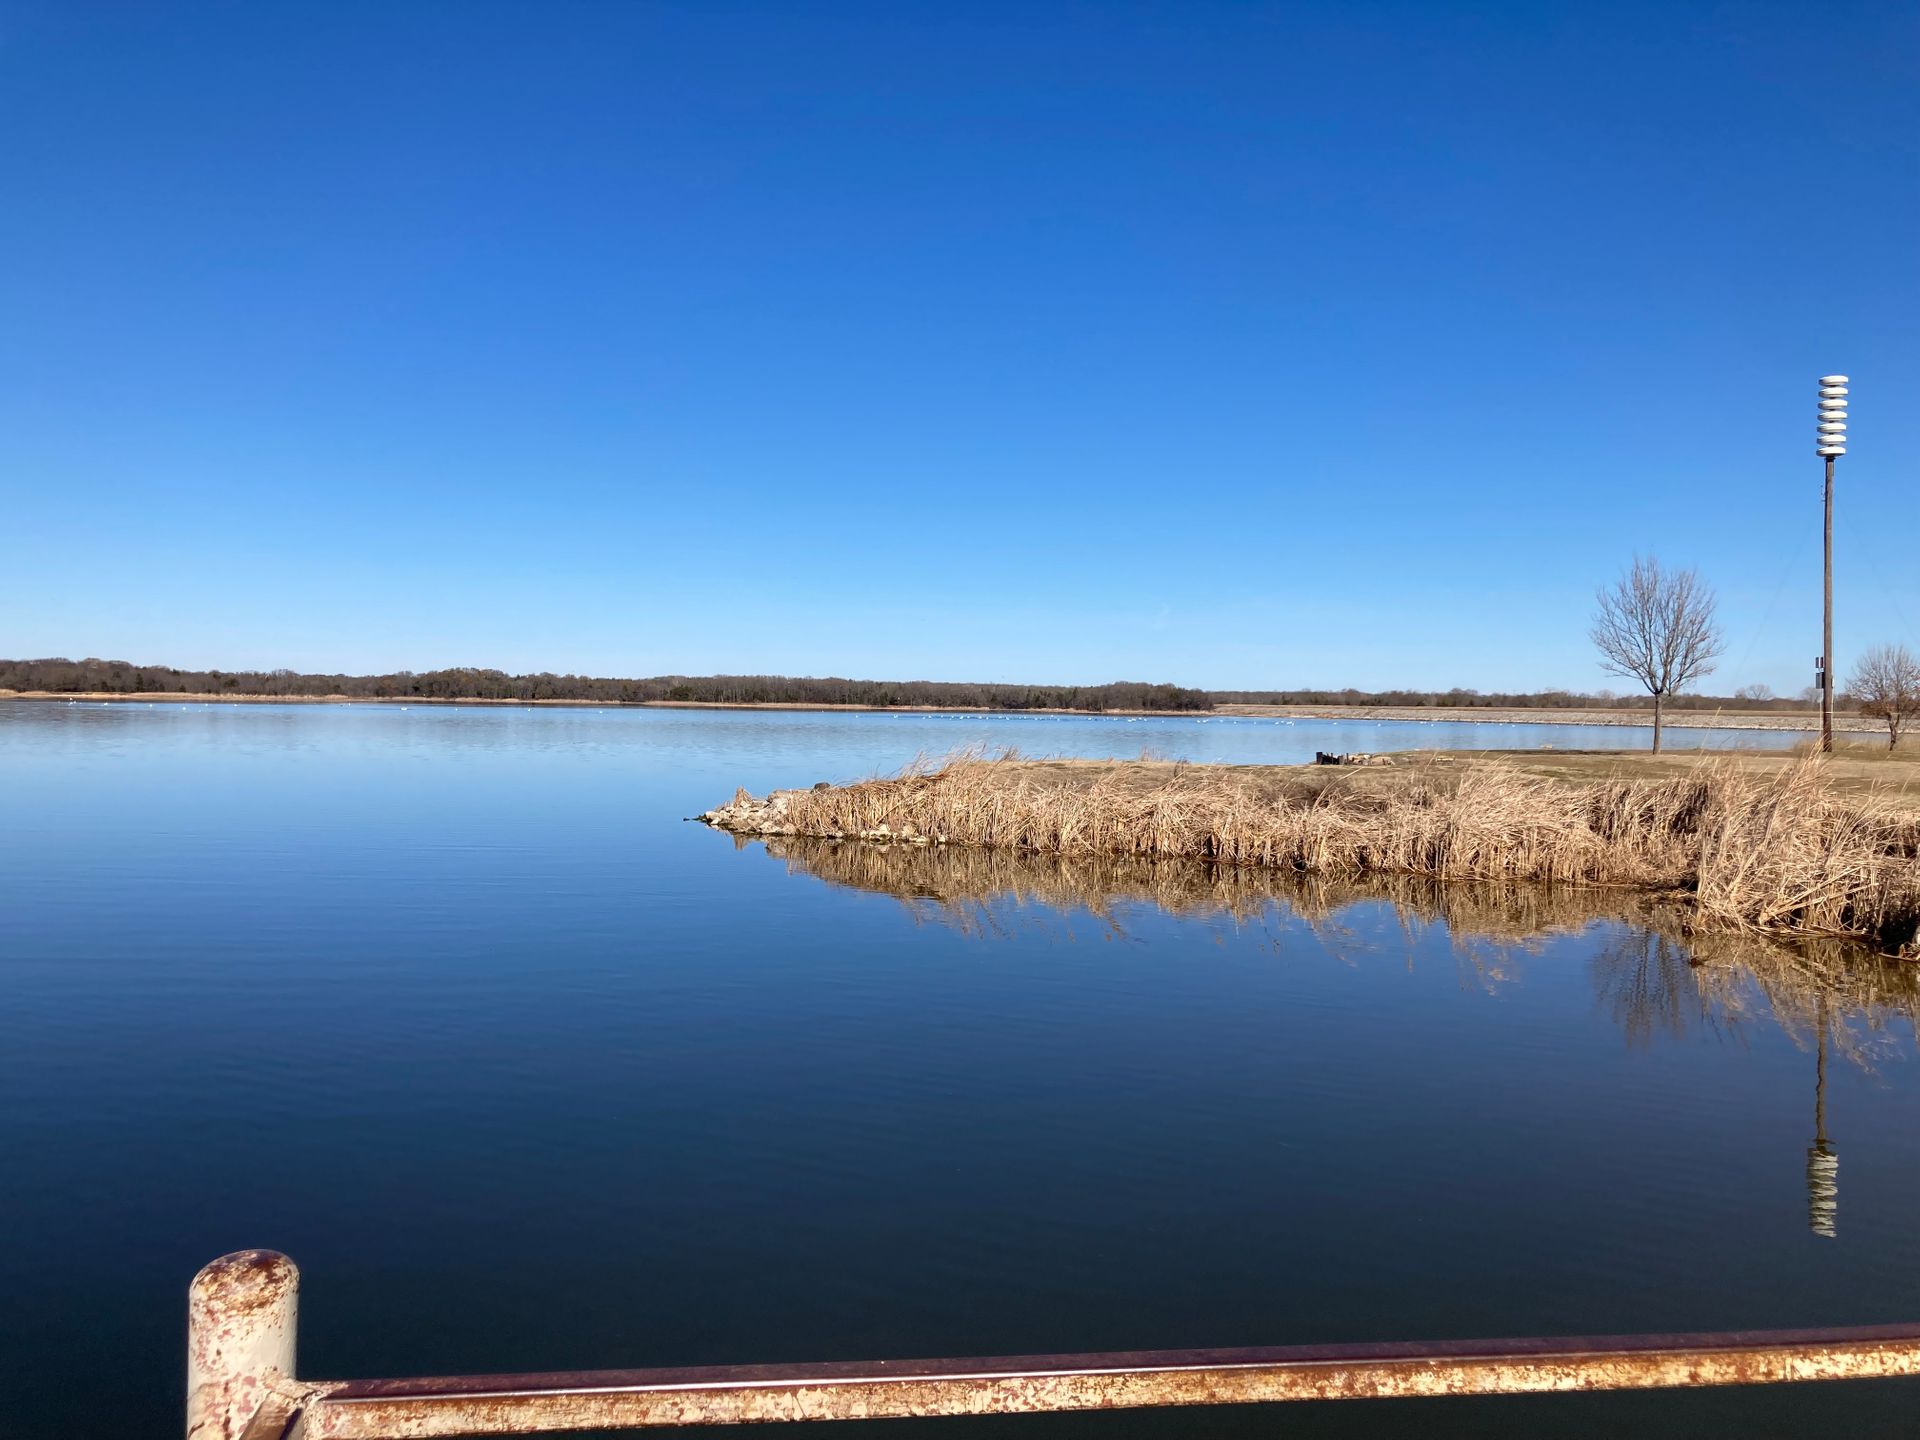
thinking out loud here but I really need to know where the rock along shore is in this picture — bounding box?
[700,786,946,843]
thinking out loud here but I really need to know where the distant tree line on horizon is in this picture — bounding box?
[0,658,1211,712]
[0,657,1859,713]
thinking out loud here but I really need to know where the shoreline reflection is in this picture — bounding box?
[755,835,1920,1238]
[754,839,1918,1052]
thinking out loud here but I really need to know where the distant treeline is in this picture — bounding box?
[0,659,1834,713]
[0,658,1210,712]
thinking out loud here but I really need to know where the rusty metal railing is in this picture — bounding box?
[189,1251,1920,1439]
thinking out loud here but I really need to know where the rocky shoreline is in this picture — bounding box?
[701,786,948,843]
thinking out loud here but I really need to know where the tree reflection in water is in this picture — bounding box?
[1590,928,1712,1049]
[755,835,1920,1239]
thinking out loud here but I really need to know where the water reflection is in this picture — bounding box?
[1806,994,1839,1239]
[757,837,1917,1029]
[754,836,1920,1240]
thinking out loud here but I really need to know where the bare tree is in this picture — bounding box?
[1590,556,1725,752]
[1847,643,1920,750]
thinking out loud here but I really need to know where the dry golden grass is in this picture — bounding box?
[1418,739,1920,811]
[710,752,1920,953]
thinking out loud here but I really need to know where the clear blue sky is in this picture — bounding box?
[4,2,1915,693]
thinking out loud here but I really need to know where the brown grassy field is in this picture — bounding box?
[703,749,1920,954]
[1418,738,1920,809]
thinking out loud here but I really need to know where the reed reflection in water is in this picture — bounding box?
[751,833,1920,1241]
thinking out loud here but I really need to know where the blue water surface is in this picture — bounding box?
[1,701,1912,1439]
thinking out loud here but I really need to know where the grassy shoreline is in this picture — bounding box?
[1216,702,1875,732]
[0,689,1883,731]
[702,753,1920,954]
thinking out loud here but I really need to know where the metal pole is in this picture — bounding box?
[188,1251,1920,1437]
[300,1326,1920,1435]
[1823,453,1835,753]
[188,1251,300,1440]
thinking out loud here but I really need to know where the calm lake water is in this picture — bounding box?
[3,700,1915,1438]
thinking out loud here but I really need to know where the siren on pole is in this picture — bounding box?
[1817,375,1848,457]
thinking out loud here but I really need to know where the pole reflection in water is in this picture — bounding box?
[751,833,1915,1241]
[1809,993,1839,1238]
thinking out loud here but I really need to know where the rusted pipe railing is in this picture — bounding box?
[188,1251,300,1440]
[190,1251,1920,1439]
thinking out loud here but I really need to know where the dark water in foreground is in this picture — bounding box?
[2,701,1914,1438]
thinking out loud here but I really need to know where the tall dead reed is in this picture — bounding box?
[712,754,1920,953]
